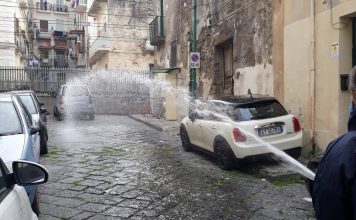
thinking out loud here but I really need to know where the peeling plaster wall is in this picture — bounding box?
[234,64,274,96]
[90,0,154,69]
[197,0,274,98]
[151,0,277,120]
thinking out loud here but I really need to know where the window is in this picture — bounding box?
[18,101,32,129]
[40,50,49,59]
[0,102,23,135]
[40,20,48,32]
[170,40,177,68]
[18,95,37,114]
[235,100,288,121]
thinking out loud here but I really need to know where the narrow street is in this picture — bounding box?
[39,115,314,220]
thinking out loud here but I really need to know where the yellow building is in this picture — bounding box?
[284,0,356,151]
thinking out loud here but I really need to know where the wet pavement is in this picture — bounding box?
[39,115,315,219]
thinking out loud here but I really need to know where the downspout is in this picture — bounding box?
[310,0,316,152]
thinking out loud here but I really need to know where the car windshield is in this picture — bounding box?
[235,100,288,121]
[18,95,37,114]
[63,86,89,97]
[0,102,23,135]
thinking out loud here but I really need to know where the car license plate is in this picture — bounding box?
[258,126,283,137]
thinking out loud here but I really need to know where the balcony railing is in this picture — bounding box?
[149,16,165,46]
[36,2,68,13]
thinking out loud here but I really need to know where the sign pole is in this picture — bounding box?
[190,0,197,98]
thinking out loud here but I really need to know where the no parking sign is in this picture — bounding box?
[189,52,200,69]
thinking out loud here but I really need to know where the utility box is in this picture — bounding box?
[340,74,349,91]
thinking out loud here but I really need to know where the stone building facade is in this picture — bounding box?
[150,0,283,121]
[88,0,154,70]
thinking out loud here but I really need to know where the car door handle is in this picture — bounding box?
[211,125,216,129]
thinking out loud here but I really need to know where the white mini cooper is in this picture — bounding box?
[180,96,303,170]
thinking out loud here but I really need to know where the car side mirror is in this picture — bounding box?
[40,103,47,113]
[30,125,40,135]
[12,160,48,186]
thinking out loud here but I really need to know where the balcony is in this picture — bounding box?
[75,0,87,12]
[36,2,68,13]
[89,34,110,63]
[88,0,107,16]
[38,31,51,39]
[149,16,165,46]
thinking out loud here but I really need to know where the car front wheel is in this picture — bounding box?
[180,126,193,152]
[214,140,235,170]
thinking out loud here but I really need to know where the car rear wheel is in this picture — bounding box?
[89,113,95,121]
[286,147,302,159]
[32,188,40,216]
[56,114,64,121]
[180,126,193,152]
[214,140,235,170]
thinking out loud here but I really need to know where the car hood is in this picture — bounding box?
[0,134,25,165]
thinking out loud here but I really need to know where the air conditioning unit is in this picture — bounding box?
[43,58,49,63]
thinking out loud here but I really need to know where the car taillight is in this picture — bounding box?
[292,117,301,133]
[59,96,64,104]
[89,96,93,104]
[233,128,246,142]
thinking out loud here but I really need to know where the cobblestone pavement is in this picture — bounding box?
[39,115,315,220]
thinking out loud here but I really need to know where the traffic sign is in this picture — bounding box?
[189,52,200,69]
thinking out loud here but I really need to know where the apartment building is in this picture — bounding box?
[87,0,154,70]
[0,0,17,66]
[27,0,88,67]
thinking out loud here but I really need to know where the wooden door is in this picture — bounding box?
[223,44,233,95]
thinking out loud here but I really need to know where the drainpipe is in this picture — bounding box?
[160,0,164,37]
[191,0,197,98]
[310,0,316,152]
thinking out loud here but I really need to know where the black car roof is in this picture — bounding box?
[209,95,277,105]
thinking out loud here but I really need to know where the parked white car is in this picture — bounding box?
[180,96,303,170]
[0,158,48,220]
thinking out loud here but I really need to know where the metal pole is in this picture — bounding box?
[160,0,164,37]
[191,0,197,98]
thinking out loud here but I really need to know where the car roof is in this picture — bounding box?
[0,93,14,102]
[209,95,277,105]
[7,90,34,95]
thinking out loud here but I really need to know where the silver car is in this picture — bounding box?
[54,84,95,121]
[0,94,41,214]
[7,91,48,155]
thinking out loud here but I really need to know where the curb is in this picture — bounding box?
[128,115,163,132]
